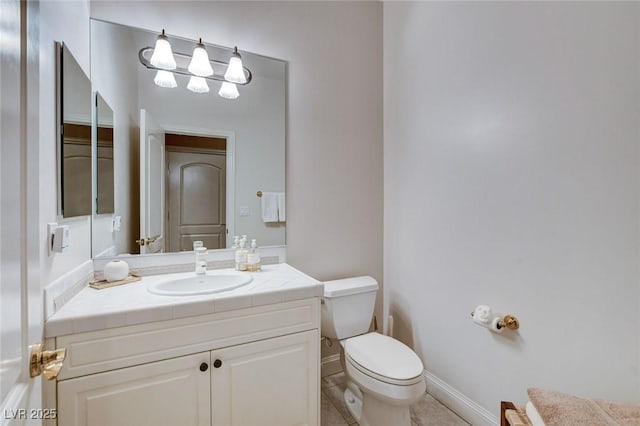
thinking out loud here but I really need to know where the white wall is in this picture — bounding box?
[90,21,140,255]
[91,1,383,304]
[384,0,640,418]
[39,0,92,287]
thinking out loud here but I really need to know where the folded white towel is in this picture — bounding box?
[261,192,279,222]
[277,192,286,222]
[526,401,546,426]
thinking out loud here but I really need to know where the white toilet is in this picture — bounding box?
[321,276,426,426]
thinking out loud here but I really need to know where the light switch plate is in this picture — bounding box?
[52,225,70,253]
[112,215,122,232]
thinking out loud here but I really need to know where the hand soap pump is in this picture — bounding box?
[247,239,261,272]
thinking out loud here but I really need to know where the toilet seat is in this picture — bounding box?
[343,338,426,406]
[346,354,424,386]
[343,333,424,386]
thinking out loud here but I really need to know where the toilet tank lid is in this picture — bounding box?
[323,276,378,298]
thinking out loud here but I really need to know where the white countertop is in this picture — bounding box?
[45,263,322,338]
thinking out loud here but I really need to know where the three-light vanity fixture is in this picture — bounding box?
[138,29,252,99]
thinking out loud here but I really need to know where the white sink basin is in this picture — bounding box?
[148,272,253,296]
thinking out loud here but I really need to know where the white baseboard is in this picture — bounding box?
[321,354,342,377]
[425,371,498,426]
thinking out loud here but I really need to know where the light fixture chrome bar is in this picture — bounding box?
[138,47,252,85]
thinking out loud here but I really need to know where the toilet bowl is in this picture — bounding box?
[322,277,426,426]
[341,332,426,426]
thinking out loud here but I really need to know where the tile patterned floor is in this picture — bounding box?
[320,372,469,426]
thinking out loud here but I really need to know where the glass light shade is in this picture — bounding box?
[187,76,210,93]
[224,47,247,84]
[188,43,213,77]
[154,70,177,88]
[150,32,176,70]
[218,82,239,99]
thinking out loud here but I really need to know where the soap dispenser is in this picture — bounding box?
[247,239,261,272]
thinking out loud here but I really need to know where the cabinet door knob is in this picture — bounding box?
[213,359,222,368]
[199,362,209,372]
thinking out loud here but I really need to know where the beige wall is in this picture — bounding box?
[384,1,640,421]
[90,1,384,299]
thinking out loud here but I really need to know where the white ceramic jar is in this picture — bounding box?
[104,260,130,282]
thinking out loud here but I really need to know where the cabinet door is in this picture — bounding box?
[58,352,211,426]
[211,330,319,426]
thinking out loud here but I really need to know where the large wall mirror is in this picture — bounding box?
[90,19,286,258]
[58,42,92,218]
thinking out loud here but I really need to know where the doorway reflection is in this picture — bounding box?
[165,133,227,251]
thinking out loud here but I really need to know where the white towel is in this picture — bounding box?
[525,402,546,426]
[261,192,279,222]
[277,192,286,222]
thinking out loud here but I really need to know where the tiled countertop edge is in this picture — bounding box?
[44,260,94,320]
[44,285,322,338]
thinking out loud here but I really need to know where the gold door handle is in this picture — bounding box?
[30,343,66,380]
[136,236,158,246]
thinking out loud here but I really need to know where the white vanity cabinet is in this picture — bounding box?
[58,352,212,426]
[52,298,320,426]
[211,331,318,426]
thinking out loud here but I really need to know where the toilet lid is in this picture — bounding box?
[344,333,423,381]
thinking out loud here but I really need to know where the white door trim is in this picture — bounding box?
[139,110,166,254]
[0,0,44,421]
[160,125,236,248]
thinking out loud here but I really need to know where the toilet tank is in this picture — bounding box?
[321,276,379,340]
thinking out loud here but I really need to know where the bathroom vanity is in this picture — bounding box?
[44,264,322,426]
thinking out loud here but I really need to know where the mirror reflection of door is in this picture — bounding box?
[62,124,92,217]
[166,134,227,251]
[139,109,165,254]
